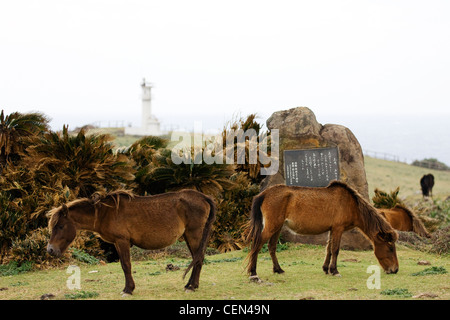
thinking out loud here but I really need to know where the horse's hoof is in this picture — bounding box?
[332,273,342,277]
[184,287,195,293]
[249,275,263,283]
[121,292,132,297]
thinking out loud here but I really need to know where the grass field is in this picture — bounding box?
[364,156,450,202]
[0,243,448,300]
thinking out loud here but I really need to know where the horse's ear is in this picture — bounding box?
[61,204,69,217]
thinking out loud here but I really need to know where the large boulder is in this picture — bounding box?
[263,106,372,250]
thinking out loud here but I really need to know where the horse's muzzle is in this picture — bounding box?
[385,266,399,274]
[47,244,61,257]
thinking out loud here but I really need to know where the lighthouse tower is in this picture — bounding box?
[125,78,162,136]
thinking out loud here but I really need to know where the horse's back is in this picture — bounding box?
[116,190,211,249]
[379,208,412,231]
[260,184,357,235]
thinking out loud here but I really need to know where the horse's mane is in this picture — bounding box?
[328,181,398,241]
[393,204,431,238]
[47,198,92,229]
[91,189,135,207]
[47,190,135,229]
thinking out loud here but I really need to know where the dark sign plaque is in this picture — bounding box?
[284,147,340,187]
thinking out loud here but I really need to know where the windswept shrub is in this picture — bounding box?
[430,226,450,255]
[221,114,275,184]
[0,124,136,261]
[0,110,50,167]
[411,199,449,232]
[23,125,136,199]
[120,135,169,195]
[372,187,405,209]
[135,147,236,197]
[212,172,260,252]
[9,228,57,266]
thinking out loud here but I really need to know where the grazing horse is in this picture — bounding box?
[47,189,216,295]
[378,205,431,238]
[420,174,434,198]
[246,181,399,281]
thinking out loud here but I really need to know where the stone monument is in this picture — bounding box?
[261,107,372,250]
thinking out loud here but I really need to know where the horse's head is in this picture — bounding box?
[47,204,77,257]
[372,230,399,274]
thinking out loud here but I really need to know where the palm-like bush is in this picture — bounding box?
[120,136,169,195]
[23,125,136,198]
[137,147,236,197]
[372,187,405,209]
[0,125,136,261]
[1,110,271,262]
[222,114,274,183]
[213,172,260,252]
[0,110,49,167]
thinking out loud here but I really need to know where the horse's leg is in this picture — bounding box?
[114,239,135,295]
[328,228,344,276]
[268,228,284,274]
[183,230,203,291]
[322,231,332,275]
[248,229,272,282]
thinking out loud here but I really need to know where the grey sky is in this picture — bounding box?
[1,0,449,132]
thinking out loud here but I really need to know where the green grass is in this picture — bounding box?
[1,243,448,300]
[411,266,448,276]
[364,156,450,201]
[64,290,99,300]
[380,288,413,298]
[0,261,34,277]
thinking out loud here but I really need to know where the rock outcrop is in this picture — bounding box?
[263,106,372,249]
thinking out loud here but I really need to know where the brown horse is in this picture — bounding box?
[47,189,216,295]
[246,181,399,281]
[378,205,431,238]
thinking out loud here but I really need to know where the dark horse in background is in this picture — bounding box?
[47,189,216,295]
[420,174,435,198]
[246,181,399,281]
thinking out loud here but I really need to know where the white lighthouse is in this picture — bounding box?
[125,78,162,136]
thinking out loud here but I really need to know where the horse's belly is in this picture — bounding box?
[134,241,177,250]
[132,233,182,250]
[129,219,185,250]
[285,218,331,235]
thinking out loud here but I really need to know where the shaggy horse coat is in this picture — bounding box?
[47,189,216,295]
[378,205,431,238]
[246,181,399,280]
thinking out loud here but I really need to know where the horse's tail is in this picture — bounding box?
[245,193,266,274]
[183,195,216,279]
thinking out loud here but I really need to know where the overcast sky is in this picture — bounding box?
[1,0,449,133]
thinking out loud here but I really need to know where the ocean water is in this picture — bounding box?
[318,113,450,166]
